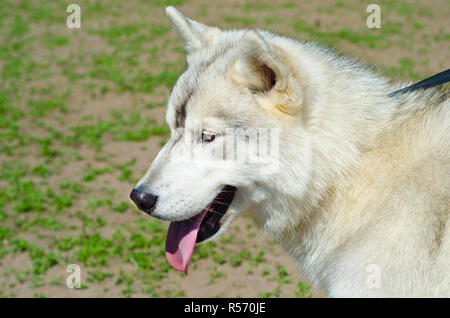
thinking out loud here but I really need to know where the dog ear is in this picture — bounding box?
[231,30,289,94]
[230,30,304,117]
[165,6,220,54]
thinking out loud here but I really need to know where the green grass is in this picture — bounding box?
[221,15,257,27]
[294,280,312,297]
[12,238,60,276]
[292,18,403,48]
[382,56,419,79]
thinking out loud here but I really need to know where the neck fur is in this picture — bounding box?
[261,42,403,289]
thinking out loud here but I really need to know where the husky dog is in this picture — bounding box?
[130,7,449,297]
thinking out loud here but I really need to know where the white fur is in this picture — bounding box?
[135,7,450,297]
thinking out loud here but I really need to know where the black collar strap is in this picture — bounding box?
[389,68,450,96]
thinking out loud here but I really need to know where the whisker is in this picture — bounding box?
[171,187,236,227]
[204,208,228,216]
[210,200,232,205]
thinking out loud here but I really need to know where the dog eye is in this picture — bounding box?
[201,131,216,142]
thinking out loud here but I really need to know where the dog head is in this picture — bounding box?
[131,7,312,273]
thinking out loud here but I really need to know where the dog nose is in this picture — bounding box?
[130,188,158,214]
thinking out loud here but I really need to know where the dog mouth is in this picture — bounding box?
[165,185,237,274]
[196,185,237,243]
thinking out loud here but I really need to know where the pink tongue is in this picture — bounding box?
[165,208,209,274]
